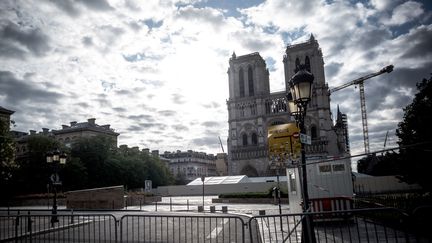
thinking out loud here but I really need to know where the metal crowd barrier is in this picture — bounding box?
[1,207,430,242]
[120,214,246,243]
[0,213,117,242]
[248,207,430,243]
[0,211,247,242]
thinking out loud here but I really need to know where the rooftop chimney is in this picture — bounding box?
[88,118,96,125]
[42,128,49,134]
[70,121,77,126]
[151,150,159,157]
[29,130,36,135]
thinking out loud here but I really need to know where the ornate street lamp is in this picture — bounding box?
[286,92,299,119]
[46,149,67,227]
[288,64,316,243]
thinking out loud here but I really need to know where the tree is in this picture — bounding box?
[62,157,88,191]
[396,75,432,191]
[357,153,401,176]
[70,137,174,190]
[0,119,17,197]
[13,135,62,194]
[70,136,116,188]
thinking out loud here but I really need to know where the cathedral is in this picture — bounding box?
[226,35,349,176]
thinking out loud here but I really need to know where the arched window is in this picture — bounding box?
[295,58,300,72]
[311,125,317,139]
[305,56,311,71]
[248,66,254,96]
[242,134,248,146]
[251,133,258,145]
[239,68,245,97]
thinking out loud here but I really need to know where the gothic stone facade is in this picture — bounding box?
[227,36,349,176]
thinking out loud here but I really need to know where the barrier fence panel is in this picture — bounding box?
[120,214,246,243]
[248,208,431,243]
[0,213,118,242]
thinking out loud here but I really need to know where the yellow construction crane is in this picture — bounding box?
[329,65,394,154]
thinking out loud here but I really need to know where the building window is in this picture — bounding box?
[332,164,345,172]
[318,164,331,173]
[311,125,317,139]
[295,58,300,72]
[251,133,258,145]
[305,56,311,71]
[251,103,256,116]
[242,134,248,146]
[248,66,254,96]
[239,68,245,97]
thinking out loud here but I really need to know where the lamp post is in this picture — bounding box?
[288,64,316,243]
[46,149,67,227]
[201,175,205,209]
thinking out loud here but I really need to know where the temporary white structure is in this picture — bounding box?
[287,156,354,214]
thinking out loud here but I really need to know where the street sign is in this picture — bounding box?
[50,173,60,183]
[300,133,312,145]
[144,180,152,192]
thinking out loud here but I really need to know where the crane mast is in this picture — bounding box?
[329,65,393,154]
[218,136,225,153]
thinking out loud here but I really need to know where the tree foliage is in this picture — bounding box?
[396,75,432,191]
[6,135,174,196]
[13,135,62,194]
[357,75,432,191]
[0,119,17,197]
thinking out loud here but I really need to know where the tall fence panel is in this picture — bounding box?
[249,208,430,243]
[120,214,246,243]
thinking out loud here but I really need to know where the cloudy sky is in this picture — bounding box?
[1,0,431,162]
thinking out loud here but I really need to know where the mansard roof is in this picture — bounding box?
[0,106,14,115]
[52,119,119,136]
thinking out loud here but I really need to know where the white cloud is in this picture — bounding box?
[0,0,430,158]
[381,1,424,26]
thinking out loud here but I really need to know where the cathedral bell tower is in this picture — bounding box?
[283,34,344,156]
[226,52,277,176]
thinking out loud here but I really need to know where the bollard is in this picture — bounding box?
[210,206,216,213]
[222,206,228,213]
[140,198,142,211]
[198,206,204,212]
[187,200,189,211]
[259,210,266,215]
[170,197,172,212]
[155,201,158,211]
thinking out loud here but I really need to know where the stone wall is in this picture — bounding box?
[124,195,161,207]
[212,198,289,204]
[155,181,287,196]
[65,185,124,209]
